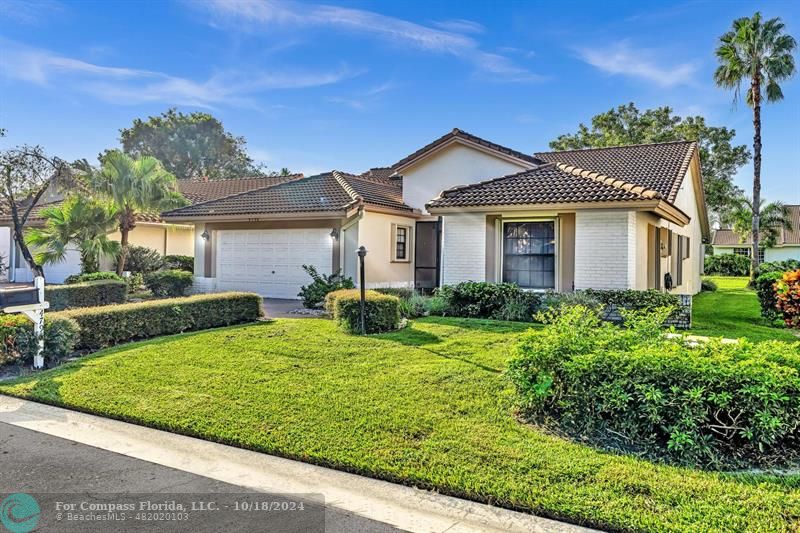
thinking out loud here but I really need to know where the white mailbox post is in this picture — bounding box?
[2,276,49,369]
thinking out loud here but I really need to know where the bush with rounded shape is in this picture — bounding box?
[0,314,79,366]
[704,254,750,276]
[775,270,800,329]
[326,289,400,333]
[64,272,123,284]
[755,271,784,320]
[124,245,163,273]
[163,254,194,273]
[435,282,541,321]
[46,280,128,311]
[700,279,718,292]
[144,269,193,297]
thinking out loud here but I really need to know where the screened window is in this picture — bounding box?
[502,221,555,289]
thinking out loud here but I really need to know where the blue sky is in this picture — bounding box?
[1,0,798,202]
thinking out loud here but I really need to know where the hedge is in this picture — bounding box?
[704,254,750,276]
[0,314,79,366]
[435,282,541,320]
[56,292,263,350]
[581,288,679,310]
[144,269,193,297]
[64,272,123,284]
[46,280,128,311]
[325,289,400,333]
[508,305,800,468]
[163,254,194,273]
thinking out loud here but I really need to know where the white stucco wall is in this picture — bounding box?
[574,210,636,290]
[765,247,800,262]
[665,165,704,294]
[356,210,416,288]
[400,143,530,213]
[440,213,486,285]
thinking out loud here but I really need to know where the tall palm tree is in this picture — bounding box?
[25,196,120,275]
[91,151,187,274]
[714,12,796,279]
[725,196,793,249]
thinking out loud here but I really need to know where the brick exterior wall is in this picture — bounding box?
[441,213,486,284]
[574,210,636,290]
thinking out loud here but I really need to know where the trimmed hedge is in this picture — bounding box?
[64,272,123,284]
[581,288,679,310]
[325,289,400,333]
[704,254,750,276]
[46,280,128,311]
[57,292,263,350]
[508,305,800,468]
[144,269,193,297]
[0,314,79,366]
[163,254,194,273]
[435,282,541,321]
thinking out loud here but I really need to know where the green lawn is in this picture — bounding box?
[691,276,797,342]
[1,318,797,532]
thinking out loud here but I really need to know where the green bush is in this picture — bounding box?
[539,290,602,313]
[58,292,263,350]
[704,254,750,276]
[755,259,800,277]
[298,265,354,309]
[64,272,123,284]
[424,295,449,316]
[46,280,128,311]
[163,254,194,273]
[755,271,784,321]
[700,279,718,292]
[374,287,414,300]
[326,289,400,334]
[582,289,679,310]
[435,282,541,321]
[0,314,79,366]
[144,269,194,297]
[124,245,163,273]
[127,272,145,293]
[508,305,800,468]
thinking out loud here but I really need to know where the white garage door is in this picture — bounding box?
[216,228,333,299]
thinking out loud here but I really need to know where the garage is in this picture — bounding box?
[215,228,333,299]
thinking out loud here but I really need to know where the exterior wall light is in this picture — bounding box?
[201,230,210,241]
[330,228,339,240]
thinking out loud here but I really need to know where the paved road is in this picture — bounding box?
[0,422,401,533]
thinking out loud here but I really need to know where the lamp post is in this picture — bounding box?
[356,246,367,334]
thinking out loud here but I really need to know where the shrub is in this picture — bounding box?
[124,245,163,273]
[325,289,400,333]
[581,289,679,310]
[508,305,800,468]
[374,287,414,300]
[144,269,194,297]
[704,254,750,276]
[298,265,354,308]
[775,270,800,329]
[700,279,718,292]
[58,292,263,350]
[435,282,541,321]
[755,271,784,321]
[127,272,145,293]
[46,280,128,311]
[539,290,602,313]
[0,314,79,366]
[756,259,800,277]
[424,295,449,316]
[163,254,194,273]
[64,272,123,284]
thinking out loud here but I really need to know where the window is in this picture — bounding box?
[502,221,555,289]
[392,225,411,262]
[758,248,765,263]
[733,247,750,257]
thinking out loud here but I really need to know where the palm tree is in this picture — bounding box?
[714,12,796,279]
[25,196,120,275]
[725,196,793,249]
[90,151,187,274]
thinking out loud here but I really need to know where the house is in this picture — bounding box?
[162,129,710,297]
[0,175,299,283]
[710,204,800,262]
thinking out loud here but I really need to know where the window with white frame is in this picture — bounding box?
[733,247,750,256]
[502,221,555,289]
[392,224,411,262]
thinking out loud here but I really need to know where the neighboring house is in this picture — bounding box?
[0,175,298,283]
[710,204,800,262]
[162,129,710,298]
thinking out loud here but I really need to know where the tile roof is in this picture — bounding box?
[392,128,542,170]
[712,205,800,246]
[162,172,414,219]
[359,167,397,180]
[535,140,697,202]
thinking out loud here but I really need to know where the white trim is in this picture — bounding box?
[391,223,412,263]
[499,217,558,291]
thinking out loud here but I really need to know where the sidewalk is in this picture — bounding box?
[0,396,595,533]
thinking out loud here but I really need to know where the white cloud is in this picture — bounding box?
[431,18,485,34]
[195,0,543,82]
[0,0,64,25]
[0,39,356,107]
[576,40,697,87]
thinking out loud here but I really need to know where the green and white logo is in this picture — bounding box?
[0,493,40,533]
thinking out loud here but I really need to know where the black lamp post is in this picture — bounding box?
[357,246,367,334]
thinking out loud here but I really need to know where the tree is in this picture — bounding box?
[25,196,120,274]
[725,196,792,249]
[549,103,750,221]
[0,131,75,278]
[114,108,268,180]
[89,151,187,274]
[714,12,796,278]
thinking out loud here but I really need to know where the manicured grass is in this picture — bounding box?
[1,318,798,531]
[692,276,797,342]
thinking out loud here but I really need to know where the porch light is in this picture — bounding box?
[201,230,210,241]
[330,228,339,240]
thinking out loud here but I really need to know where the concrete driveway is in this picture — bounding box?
[263,299,325,319]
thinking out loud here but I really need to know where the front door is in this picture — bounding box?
[414,220,440,291]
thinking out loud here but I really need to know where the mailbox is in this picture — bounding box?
[1,277,48,369]
[0,287,40,308]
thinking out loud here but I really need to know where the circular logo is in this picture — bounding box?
[0,493,40,533]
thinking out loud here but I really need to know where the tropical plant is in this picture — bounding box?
[25,196,119,274]
[714,12,797,278]
[723,195,792,248]
[90,151,187,274]
[297,265,354,309]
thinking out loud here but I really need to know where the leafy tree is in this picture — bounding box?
[25,196,120,274]
[724,196,793,249]
[0,130,75,278]
[549,103,750,221]
[714,12,796,277]
[113,108,269,180]
[89,151,187,274]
